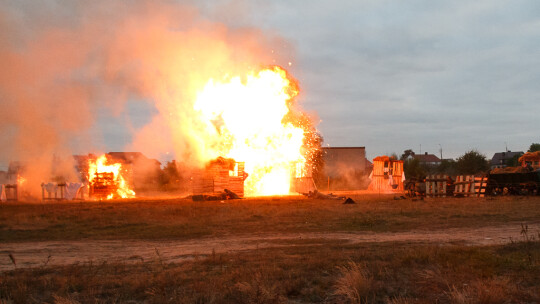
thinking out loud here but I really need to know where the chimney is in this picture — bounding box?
[425,152,428,155]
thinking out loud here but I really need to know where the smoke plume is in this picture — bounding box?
[0,0,295,195]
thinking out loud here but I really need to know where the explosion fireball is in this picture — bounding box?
[193,66,313,196]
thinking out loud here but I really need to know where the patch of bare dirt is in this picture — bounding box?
[1,222,538,271]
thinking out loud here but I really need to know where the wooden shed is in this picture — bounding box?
[192,157,245,198]
[367,156,404,192]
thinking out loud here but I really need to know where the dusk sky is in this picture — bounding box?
[103,0,540,161]
[244,0,540,160]
[1,0,539,170]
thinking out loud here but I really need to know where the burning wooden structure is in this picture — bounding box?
[89,172,118,199]
[290,162,317,193]
[368,156,404,192]
[192,157,245,198]
[86,154,136,199]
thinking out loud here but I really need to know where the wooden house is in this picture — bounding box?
[367,156,404,192]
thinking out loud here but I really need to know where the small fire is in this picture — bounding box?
[193,66,313,196]
[17,175,26,186]
[88,154,135,199]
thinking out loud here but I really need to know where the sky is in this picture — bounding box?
[1,0,539,171]
[106,0,540,161]
[242,0,540,160]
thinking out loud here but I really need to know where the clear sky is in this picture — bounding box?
[1,0,539,171]
[103,0,540,161]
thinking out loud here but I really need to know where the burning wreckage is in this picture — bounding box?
[40,154,137,201]
[2,66,322,202]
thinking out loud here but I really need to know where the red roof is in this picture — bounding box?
[414,154,441,163]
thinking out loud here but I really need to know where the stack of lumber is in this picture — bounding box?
[192,160,245,198]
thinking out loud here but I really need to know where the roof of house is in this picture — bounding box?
[414,154,441,163]
[490,151,523,165]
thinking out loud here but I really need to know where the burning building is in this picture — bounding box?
[0,2,322,199]
[87,154,135,199]
[188,66,320,197]
[108,152,161,191]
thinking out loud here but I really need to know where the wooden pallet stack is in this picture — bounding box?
[192,158,245,198]
[425,175,448,197]
[453,175,487,197]
[475,176,487,197]
[90,172,118,199]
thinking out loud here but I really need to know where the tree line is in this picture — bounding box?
[402,143,540,179]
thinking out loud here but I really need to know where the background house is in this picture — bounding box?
[490,151,523,169]
[414,152,441,166]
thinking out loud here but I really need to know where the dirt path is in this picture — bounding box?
[2,223,539,271]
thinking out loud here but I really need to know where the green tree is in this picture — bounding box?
[528,143,540,152]
[436,159,457,176]
[456,150,489,175]
[506,153,523,167]
[403,158,426,180]
[401,149,415,160]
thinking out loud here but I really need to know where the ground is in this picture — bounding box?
[1,193,539,303]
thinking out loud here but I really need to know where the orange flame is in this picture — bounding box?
[88,155,135,199]
[193,66,310,196]
[17,175,26,186]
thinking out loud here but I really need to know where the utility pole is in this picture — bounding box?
[439,144,443,160]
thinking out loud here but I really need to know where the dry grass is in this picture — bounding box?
[1,195,539,242]
[0,195,539,303]
[0,238,538,303]
[334,262,373,303]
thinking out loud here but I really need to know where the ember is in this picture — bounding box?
[88,155,135,199]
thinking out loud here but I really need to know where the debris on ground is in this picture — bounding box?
[343,197,356,204]
[302,190,346,200]
[191,189,241,201]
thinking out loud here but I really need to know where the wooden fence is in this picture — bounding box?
[454,175,487,197]
[425,175,448,197]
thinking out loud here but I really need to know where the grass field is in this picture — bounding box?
[1,194,539,303]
